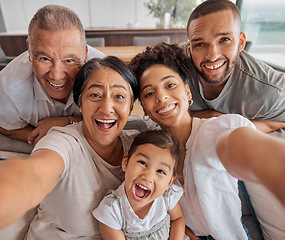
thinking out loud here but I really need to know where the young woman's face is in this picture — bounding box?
[80,67,132,149]
[140,64,191,128]
[122,144,175,216]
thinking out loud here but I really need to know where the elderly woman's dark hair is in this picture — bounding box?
[73,56,139,107]
[129,42,192,90]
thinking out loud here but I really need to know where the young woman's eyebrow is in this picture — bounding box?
[141,75,175,92]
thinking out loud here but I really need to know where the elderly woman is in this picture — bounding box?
[129,43,285,240]
[0,56,139,239]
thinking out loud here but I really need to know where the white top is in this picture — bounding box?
[26,122,138,240]
[0,45,105,130]
[93,182,183,232]
[180,114,255,239]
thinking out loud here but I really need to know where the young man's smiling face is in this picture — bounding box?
[187,10,246,86]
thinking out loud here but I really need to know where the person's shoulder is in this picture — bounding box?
[33,124,83,155]
[86,45,106,60]
[0,51,33,89]
[238,51,284,89]
[205,114,254,130]
[43,123,83,144]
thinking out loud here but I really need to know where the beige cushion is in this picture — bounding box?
[245,181,285,240]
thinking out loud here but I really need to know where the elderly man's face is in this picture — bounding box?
[187,10,246,86]
[28,26,87,103]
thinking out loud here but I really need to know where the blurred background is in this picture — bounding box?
[0,0,283,71]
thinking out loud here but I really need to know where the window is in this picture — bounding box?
[237,0,285,71]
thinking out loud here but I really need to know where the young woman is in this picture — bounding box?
[0,56,139,239]
[129,43,285,240]
[93,130,185,240]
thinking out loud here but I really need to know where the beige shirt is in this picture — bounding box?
[26,123,138,239]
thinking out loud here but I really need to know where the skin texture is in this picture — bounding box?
[80,67,132,166]
[27,26,87,104]
[99,143,185,240]
[140,64,192,132]
[137,61,285,238]
[187,10,285,133]
[122,144,176,218]
[0,65,134,230]
[0,26,87,144]
[187,10,246,100]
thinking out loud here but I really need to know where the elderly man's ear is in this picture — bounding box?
[84,45,88,63]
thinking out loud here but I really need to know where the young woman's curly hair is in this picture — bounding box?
[129,42,192,87]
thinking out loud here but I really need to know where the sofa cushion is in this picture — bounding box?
[244,181,285,240]
[0,133,33,154]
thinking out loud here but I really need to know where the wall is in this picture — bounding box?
[0,0,156,33]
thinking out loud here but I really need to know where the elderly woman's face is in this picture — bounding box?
[80,67,132,148]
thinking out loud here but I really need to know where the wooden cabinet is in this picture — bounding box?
[0,28,187,56]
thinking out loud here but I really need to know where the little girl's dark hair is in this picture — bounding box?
[127,130,180,175]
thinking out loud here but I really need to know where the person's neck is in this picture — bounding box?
[164,113,192,149]
[199,76,227,100]
[90,138,123,166]
[161,113,192,186]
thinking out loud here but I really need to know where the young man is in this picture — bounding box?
[0,5,105,145]
[180,0,285,136]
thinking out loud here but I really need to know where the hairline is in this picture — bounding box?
[187,2,241,36]
[27,5,86,49]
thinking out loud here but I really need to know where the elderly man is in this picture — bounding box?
[0,5,105,145]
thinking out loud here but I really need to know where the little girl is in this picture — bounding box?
[93,130,186,240]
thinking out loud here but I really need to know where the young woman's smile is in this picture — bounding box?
[140,64,191,128]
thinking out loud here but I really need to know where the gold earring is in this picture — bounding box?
[189,99,193,106]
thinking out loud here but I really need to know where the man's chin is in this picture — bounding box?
[199,73,226,85]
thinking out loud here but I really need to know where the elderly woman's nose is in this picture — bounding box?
[99,96,114,114]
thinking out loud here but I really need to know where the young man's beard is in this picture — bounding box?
[192,51,240,85]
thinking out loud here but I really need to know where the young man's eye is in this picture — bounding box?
[157,169,166,175]
[220,37,230,43]
[194,42,204,48]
